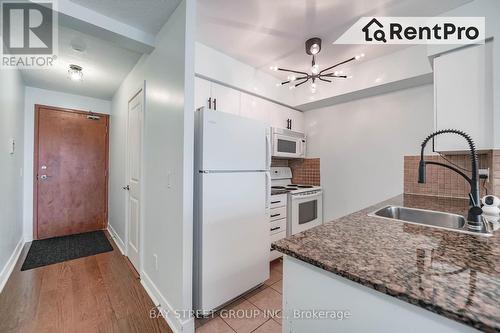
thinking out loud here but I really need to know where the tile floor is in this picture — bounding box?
[195,259,283,333]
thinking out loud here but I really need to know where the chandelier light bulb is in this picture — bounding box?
[310,83,317,93]
[311,64,319,75]
[355,53,365,60]
[269,65,278,71]
[310,43,320,55]
[288,75,297,82]
[289,85,295,90]
[347,75,353,79]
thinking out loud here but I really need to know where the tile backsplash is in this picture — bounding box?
[271,158,321,186]
[404,152,497,199]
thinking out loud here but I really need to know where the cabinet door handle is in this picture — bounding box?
[213,98,217,111]
[290,119,293,130]
[271,227,281,231]
[271,201,280,204]
[208,97,212,109]
[271,213,281,218]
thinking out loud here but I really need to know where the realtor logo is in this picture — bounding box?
[1,0,58,68]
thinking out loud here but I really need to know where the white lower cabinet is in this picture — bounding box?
[269,194,288,262]
[270,231,286,261]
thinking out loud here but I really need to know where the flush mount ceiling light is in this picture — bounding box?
[271,37,364,93]
[68,64,83,81]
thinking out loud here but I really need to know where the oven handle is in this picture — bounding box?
[291,191,322,200]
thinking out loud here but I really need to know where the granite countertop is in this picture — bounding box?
[272,194,500,333]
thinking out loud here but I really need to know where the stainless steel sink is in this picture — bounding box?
[369,206,492,236]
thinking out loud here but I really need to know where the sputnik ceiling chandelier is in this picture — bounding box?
[270,37,365,93]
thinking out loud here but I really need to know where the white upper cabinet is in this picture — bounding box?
[433,42,493,151]
[211,82,241,116]
[270,104,305,132]
[240,92,271,124]
[195,77,211,110]
[288,109,305,132]
[194,78,241,115]
[195,77,305,132]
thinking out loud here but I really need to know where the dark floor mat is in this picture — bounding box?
[21,230,113,271]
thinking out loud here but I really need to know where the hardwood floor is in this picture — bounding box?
[0,232,172,333]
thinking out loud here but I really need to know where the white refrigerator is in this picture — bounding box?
[194,108,271,314]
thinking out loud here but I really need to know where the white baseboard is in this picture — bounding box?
[141,271,194,333]
[107,224,126,255]
[0,237,25,293]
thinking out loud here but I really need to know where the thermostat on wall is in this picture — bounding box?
[8,138,15,155]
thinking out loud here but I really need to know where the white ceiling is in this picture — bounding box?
[69,0,182,34]
[197,0,472,78]
[21,26,143,100]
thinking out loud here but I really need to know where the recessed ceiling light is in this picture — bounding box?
[70,37,87,53]
[68,64,83,81]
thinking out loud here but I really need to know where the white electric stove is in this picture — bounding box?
[270,167,323,235]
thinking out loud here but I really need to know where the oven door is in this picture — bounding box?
[272,133,304,158]
[289,191,323,235]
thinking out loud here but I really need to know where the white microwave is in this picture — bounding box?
[271,127,306,159]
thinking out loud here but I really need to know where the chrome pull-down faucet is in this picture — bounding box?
[417,129,484,231]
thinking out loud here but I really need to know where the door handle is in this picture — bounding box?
[123,185,130,191]
[213,98,217,111]
[208,97,212,109]
[39,175,49,180]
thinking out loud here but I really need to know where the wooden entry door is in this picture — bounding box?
[34,105,109,239]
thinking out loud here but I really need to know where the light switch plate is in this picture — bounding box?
[8,138,15,155]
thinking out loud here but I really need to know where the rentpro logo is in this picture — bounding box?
[334,17,485,45]
[362,18,480,43]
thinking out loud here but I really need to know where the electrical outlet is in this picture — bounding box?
[479,168,490,182]
[153,254,159,271]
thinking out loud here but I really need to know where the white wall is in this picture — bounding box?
[0,68,25,290]
[305,84,434,221]
[195,42,296,106]
[109,0,195,331]
[22,87,111,241]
